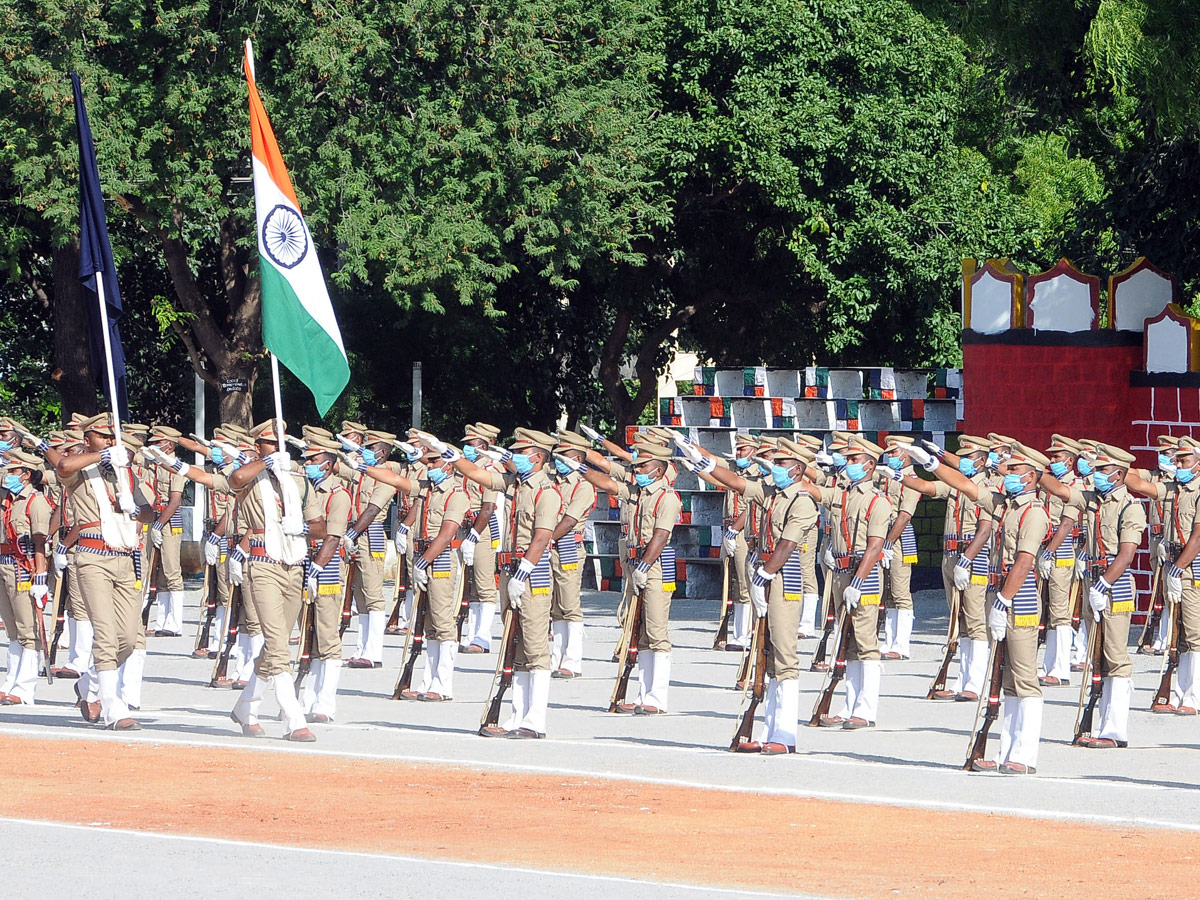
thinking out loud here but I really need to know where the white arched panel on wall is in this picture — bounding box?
[1026,259,1099,332]
[1144,304,1199,373]
[965,260,1023,333]
[1110,258,1175,332]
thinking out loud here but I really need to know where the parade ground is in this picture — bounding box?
[1,585,1197,900]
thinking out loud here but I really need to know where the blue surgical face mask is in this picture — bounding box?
[845,462,867,483]
[1177,465,1196,484]
[987,451,1000,468]
[1003,473,1026,495]
[634,472,654,488]
[3,475,24,494]
[1076,457,1093,477]
[1092,470,1118,494]
[554,459,572,476]
[1049,460,1069,478]
[1160,453,1174,470]
[958,457,977,477]
[209,447,225,466]
[0,441,11,453]
[304,463,326,483]
[360,447,378,467]
[512,453,534,475]
[831,452,846,469]
[771,465,794,490]
[885,455,903,471]
[463,444,479,462]
[428,465,449,485]
[734,456,751,470]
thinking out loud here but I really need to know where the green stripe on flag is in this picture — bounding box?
[260,257,349,416]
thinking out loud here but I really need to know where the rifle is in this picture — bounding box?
[1073,610,1106,743]
[47,567,67,668]
[385,553,408,635]
[808,605,856,726]
[33,594,53,684]
[608,586,645,712]
[712,554,732,650]
[293,591,318,692]
[1137,563,1164,653]
[139,544,161,629]
[193,562,220,656]
[926,586,961,700]
[1068,570,1083,630]
[877,568,890,635]
[478,607,520,734]
[1151,595,1182,710]
[454,551,471,643]
[809,569,836,671]
[729,613,769,750]
[210,585,243,686]
[963,638,1006,770]
[391,584,428,699]
[1037,575,1050,647]
[337,558,359,637]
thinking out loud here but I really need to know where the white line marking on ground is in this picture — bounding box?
[0,816,806,898]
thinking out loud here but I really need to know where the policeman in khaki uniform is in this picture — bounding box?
[699,438,820,753]
[913,439,1051,774]
[898,435,993,701]
[580,441,682,714]
[799,435,893,729]
[48,430,92,679]
[0,450,52,704]
[1034,435,1086,686]
[716,434,761,651]
[226,420,328,742]
[547,430,597,677]
[341,429,400,668]
[435,429,562,735]
[358,444,470,700]
[1138,435,1180,654]
[1127,437,1200,713]
[877,436,921,659]
[458,423,503,653]
[1043,443,1145,747]
[55,413,156,730]
[790,433,825,638]
[142,425,186,637]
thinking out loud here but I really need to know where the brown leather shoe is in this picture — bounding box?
[231,680,248,691]
[0,694,26,706]
[461,644,487,654]
[725,643,745,653]
[760,742,793,755]
[551,668,577,679]
[506,727,545,739]
[732,739,763,753]
[633,704,662,715]
[157,630,182,638]
[417,692,450,702]
[882,651,902,660]
[108,718,141,731]
[398,689,422,701]
[191,648,210,659]
[955,691,980,702]
[1078,736,1126,749]
[305,713,331,723]
[1039,675,1065,686]
[842,716,873,730]
[999,761,1036,775]
[1151,702,1179,714]
[1176,706,1198,716]
[810,661,830,672]
[230,711,266,738]
[931,689,957,701]
[479,724,509,737]
[614,702,638,714]
[970,759,999,773]
[1070,663,1085,672]
[50,667,81,679]
[344,658,374,669]
[818,715,844,728]
[284,728,317,742]
[384,626,405,636]
[75,685,101,723]
[211,677,235,689]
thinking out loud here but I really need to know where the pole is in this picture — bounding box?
[411,361,422,430]
[92,276,123,442]
[271,353,286,444]
[192,372,205,541]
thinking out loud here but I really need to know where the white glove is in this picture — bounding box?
[1160,462,1178,478]
[149,522,165,549]
[631,559,651,591]
[417,432,461,462]
[1166,565,1184,604]
[280,515,307,537]
[462,532,478,567]
[904,444,938,472]
[1156,542,1169,564]
[394,525,409,557]
[1036,551,1053,580]
[102,443,129,469]
[412,557,430,592]
[1074,555,1088,580]
[264,450,292,473]
[117,489,137,515]
[814,451,834,468]
[507,557,535,608]
[1088,580,1110,620]
[880,468,904,483]
[203,534,221,566]
[53,545,69,574]
[227,548,246,586]
[722,528,739,556]
[988,597,1009,641]
[749,566,773,617]
[822,544,835,571]
[880,543,894,570]
[579,423,604,446]
[304,560,319,600]
[212,440,242,464]
[553,453,581,473]
[340,527,360,558]
[30,580,48,610]
[919,439,945,459]
[842,580,862,611]
[953,556,971,592]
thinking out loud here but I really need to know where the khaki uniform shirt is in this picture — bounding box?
[818,481,892,556]
[742,480,819,553]
[483,468,562,551]
[552,470,597,536]
[930,471,989,541]
[400,476,469,544]
[975,489,1050,568]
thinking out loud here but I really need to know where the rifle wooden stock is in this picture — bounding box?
[926,587,961,700]
[1151,597,1182,709]
[47,568,67,668]
[385,553,408,634]
[730,613,769,751]
[392,586,428,699]
[1036,577,1050,647]
[338,558,359,637]
[293,595,318,692]
[608,587,645,713]
[876,569,890,635]
[479,607,519,733]
[454,557,470,643]
[808,605,855,726]
[210,585,243,686]
[139,544,161,629]
[1137,564,1164,652]
[963,638,1006,770]
[1068,572,1083,630]
[1073,611,1106,743]
[712,555,732,650]
[809,571,836,671]
[194,563,219,654]
[33,596,52,684]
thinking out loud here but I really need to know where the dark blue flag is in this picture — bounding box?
[71,72,129,420]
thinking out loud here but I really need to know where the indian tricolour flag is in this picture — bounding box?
[244,39,349,416]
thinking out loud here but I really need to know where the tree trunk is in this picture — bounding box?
[215,362,258,429]
[51,237,98,422]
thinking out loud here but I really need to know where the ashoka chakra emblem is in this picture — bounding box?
[262,205,308,269]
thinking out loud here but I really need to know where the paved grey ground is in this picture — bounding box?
[1,584,1198,897]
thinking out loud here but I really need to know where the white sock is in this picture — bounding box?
[965,638,988,696]
[417,639,438,694]
[838,661,861,719]
[504,671,530,732]
[302,658,324,713]
[9,646,37,704]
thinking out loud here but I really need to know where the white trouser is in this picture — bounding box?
[1007,696,1043,769]
[731,603,752,647]
[1178,650,1198,709]
[272,672,307,733]
[364,610,386,663]
[417,641,437,694]
[311,659,342,719]
[469,602,496,651]
[235,633,263,682]
[550,621,568,671]
[429,640,456,698]
[894,609,913,657]
[799,593,819,636]
[8,646,38,704]
[851,659,880,723]
[2,641,18,693]
[1097,676,1131,743]
[838,661,860,719]
[97,668,131,726]
[118,647,146,709]
[1044,625,1072,682]
[765,677,799,748]
[503,670,530,732]
[644,651,671,710]
[883,609,898,653]
[232,672,267,726]
[208,606,227,654]
[519,669,551,735]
